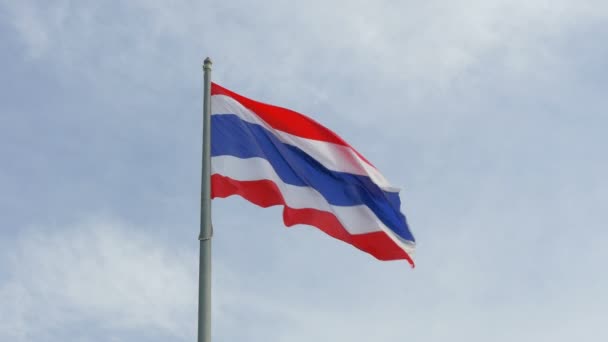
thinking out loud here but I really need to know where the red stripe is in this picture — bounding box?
[210,83,374,166]
[211,174,414,266]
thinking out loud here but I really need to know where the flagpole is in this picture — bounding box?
[198,57,213,342]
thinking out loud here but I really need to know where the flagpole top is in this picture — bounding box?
[203,57,212,70]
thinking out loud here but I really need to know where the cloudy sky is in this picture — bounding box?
[1,1,607,341]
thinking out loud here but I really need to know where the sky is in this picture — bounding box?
[1,0,607,341]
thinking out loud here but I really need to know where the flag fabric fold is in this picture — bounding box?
[210,83,416,266]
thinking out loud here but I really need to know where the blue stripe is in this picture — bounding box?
[211,114,415,243]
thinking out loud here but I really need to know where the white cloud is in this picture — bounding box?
[0,219,198,341]
[5,0,607,89]
[3,1,71,59]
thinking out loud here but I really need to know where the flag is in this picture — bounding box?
[210,83,416,266]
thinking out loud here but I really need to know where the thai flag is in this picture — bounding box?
[210,83,416,266]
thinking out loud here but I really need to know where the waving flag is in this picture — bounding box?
[210,83,416,266]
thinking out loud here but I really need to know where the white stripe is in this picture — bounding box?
[211,95,400,192]
[213,155,415,257]
[212,155,391,235]
[212,156,415,257]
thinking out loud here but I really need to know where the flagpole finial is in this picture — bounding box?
[203,57,212,70]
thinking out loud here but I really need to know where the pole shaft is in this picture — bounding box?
[198,57,213,342]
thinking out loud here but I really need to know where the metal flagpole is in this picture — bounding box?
[198,57,213,342]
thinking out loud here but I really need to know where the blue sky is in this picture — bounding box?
[1,1,607,341]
